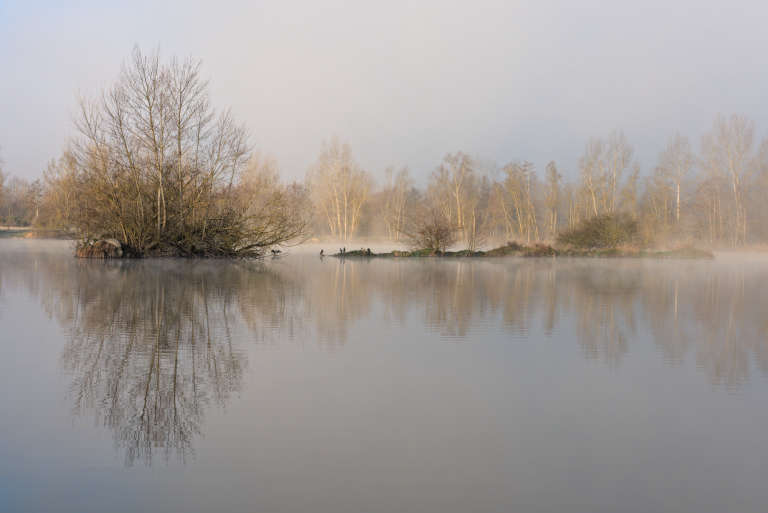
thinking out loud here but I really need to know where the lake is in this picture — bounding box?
[1,240,767,513]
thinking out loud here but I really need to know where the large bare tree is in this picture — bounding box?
[63,47,305,256]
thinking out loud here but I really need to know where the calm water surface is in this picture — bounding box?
[1,240,768,513]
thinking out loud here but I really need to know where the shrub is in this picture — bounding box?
[400,209,457,253]
[523,243,558,257]
[557,213,638,248]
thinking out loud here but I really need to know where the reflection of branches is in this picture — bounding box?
[564,264,638,366]
[1,247,306,466]
[647,263,768,388]
[56,261,258,465]
[302,258,768,386]
[6,242,768,460]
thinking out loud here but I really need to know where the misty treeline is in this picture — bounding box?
[3,49,768,252]
[305,116,768,249]
[296,115,768,250]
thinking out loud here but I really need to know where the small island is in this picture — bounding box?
[330,244,713,259]
[330,213,713,260]
[48,49,309,259]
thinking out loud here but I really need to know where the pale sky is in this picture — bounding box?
[2,0,768,183]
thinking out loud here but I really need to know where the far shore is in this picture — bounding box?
[0,227,74,239]
[329,243,715,260]
[0,232,730,260]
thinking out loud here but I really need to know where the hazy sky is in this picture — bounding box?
[2,0,768,183]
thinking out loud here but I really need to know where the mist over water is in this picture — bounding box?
[4,3,768,511]
[1,240,768,512]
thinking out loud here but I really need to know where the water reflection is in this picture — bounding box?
[3,242,768,466]
[1,247,293,465]
[58,262,258,465]
[292,258,768,385]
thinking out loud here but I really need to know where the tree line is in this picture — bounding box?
[2,49,768,251]
[305,116,768,249]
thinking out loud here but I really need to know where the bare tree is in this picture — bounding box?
[578,131,634,218]
[701,114,753,246]
[428,152,474,232]
[308,139,371,241]
[37,152,79,229]
[462,175,492,251]
[580,138,605,218]
[657,134,694,226]
[747,137,768,241]
[641,166,675,240]
[620,164,640,218]
[236,154,312,250]
[493,161,539,243]
[428,152,499,249]
[604,131,633,213]
[382,166,412,241]
[239,153,280,204]
[59,47,301,256]
[544,161,561,238]
[400,206,457,253]
[0,175,38,225]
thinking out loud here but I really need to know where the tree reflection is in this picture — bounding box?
[303,257,768,385]
[3,249,296,466]
[58,261,273,465]
[4,243,768,466]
